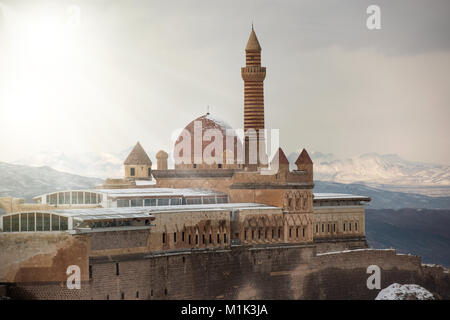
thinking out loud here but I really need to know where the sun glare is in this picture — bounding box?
[1,4,82,127]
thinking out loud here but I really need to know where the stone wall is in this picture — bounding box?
[6,246,450,300]
[0,232,90,283]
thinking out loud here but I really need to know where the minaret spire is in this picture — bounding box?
[241,26,267,168]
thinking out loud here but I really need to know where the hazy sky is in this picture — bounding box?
[0,0,449,165]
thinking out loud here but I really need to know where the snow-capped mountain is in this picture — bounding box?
[288,152,450,186]
[0,162,103,202]
[12,149,132,179]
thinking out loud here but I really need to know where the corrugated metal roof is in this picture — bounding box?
[32,203,281,221]
[313,193,371,201]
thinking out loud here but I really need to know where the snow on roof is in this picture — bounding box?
[316,248,395,256]
[313,193,370,201]
[135,180,157,186]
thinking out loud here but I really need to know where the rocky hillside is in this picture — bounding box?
[365,208,450,267]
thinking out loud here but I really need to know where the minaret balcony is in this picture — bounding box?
[241,67,266,81]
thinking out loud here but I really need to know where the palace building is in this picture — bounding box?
[0,27,447,300]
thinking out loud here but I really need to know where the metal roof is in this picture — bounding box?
[313,193,371,201]
[5,203,280,222]
[33,187,227,201]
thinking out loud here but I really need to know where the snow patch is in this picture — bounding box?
[375,283,435,300]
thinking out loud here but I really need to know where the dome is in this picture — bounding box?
[156,150,168,159]
[174,113,242,168]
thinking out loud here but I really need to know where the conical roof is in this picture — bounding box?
[245,27,261,52]
[271,148,290,165]
[124,142,152,165]
[295,149,313,165]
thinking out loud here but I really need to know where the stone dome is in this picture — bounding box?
[174,113,242,168]
[156,150,168,159]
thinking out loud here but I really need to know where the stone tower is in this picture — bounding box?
[241,26,267,168]
[124,142,152,180]
[156,150,168,170]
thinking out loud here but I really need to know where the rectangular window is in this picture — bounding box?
[3,216,11,232]
[27,213,35,231]
[195,234,198,245]
[65,192,71,205]
[173,232,177,243]
[188,235,191,244]
[12,214,19,232]
[130,168,135,176]
[272,229,274,238]
[209,234,212,243]
[36,213,43,231]
[49,193,57,205]
[182,231,185,242]
[58,193,64,205]
[186,198,202,205]
[60,216,68,230]
[20,214,27,232]
[278,229,281,238]
[349,223,352,231]
[157,198,169,206]
[162,233,166,244]
[289,228,292,238]
[302,228,305,237]
[89,265,93,280]
[71,192,78,204]
[333,224,336,232]
[355,222,358,231]
[85,192,91,204]
[77,192,83,204]
[202,234,205,244]
[203,197,215,204]
[170,198,181,206]
[116,263,120,275]
[217,233,220,244]
[316,225,318,233]
[296,228,299,237]
[90,193,97,204]
[52,215,60,231]
[224,233,227,243]
[117,199,130,207]
[343,223,346,231]
[144,198,157,206]
[43,214,51,231]
[327,224,330,232]
[216,196,228,204]
[244,230,247,240]
[321,224,324,232]
[131,199,143,207]
[148,168,151,177]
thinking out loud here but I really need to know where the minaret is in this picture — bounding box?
[241,25,267,168]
